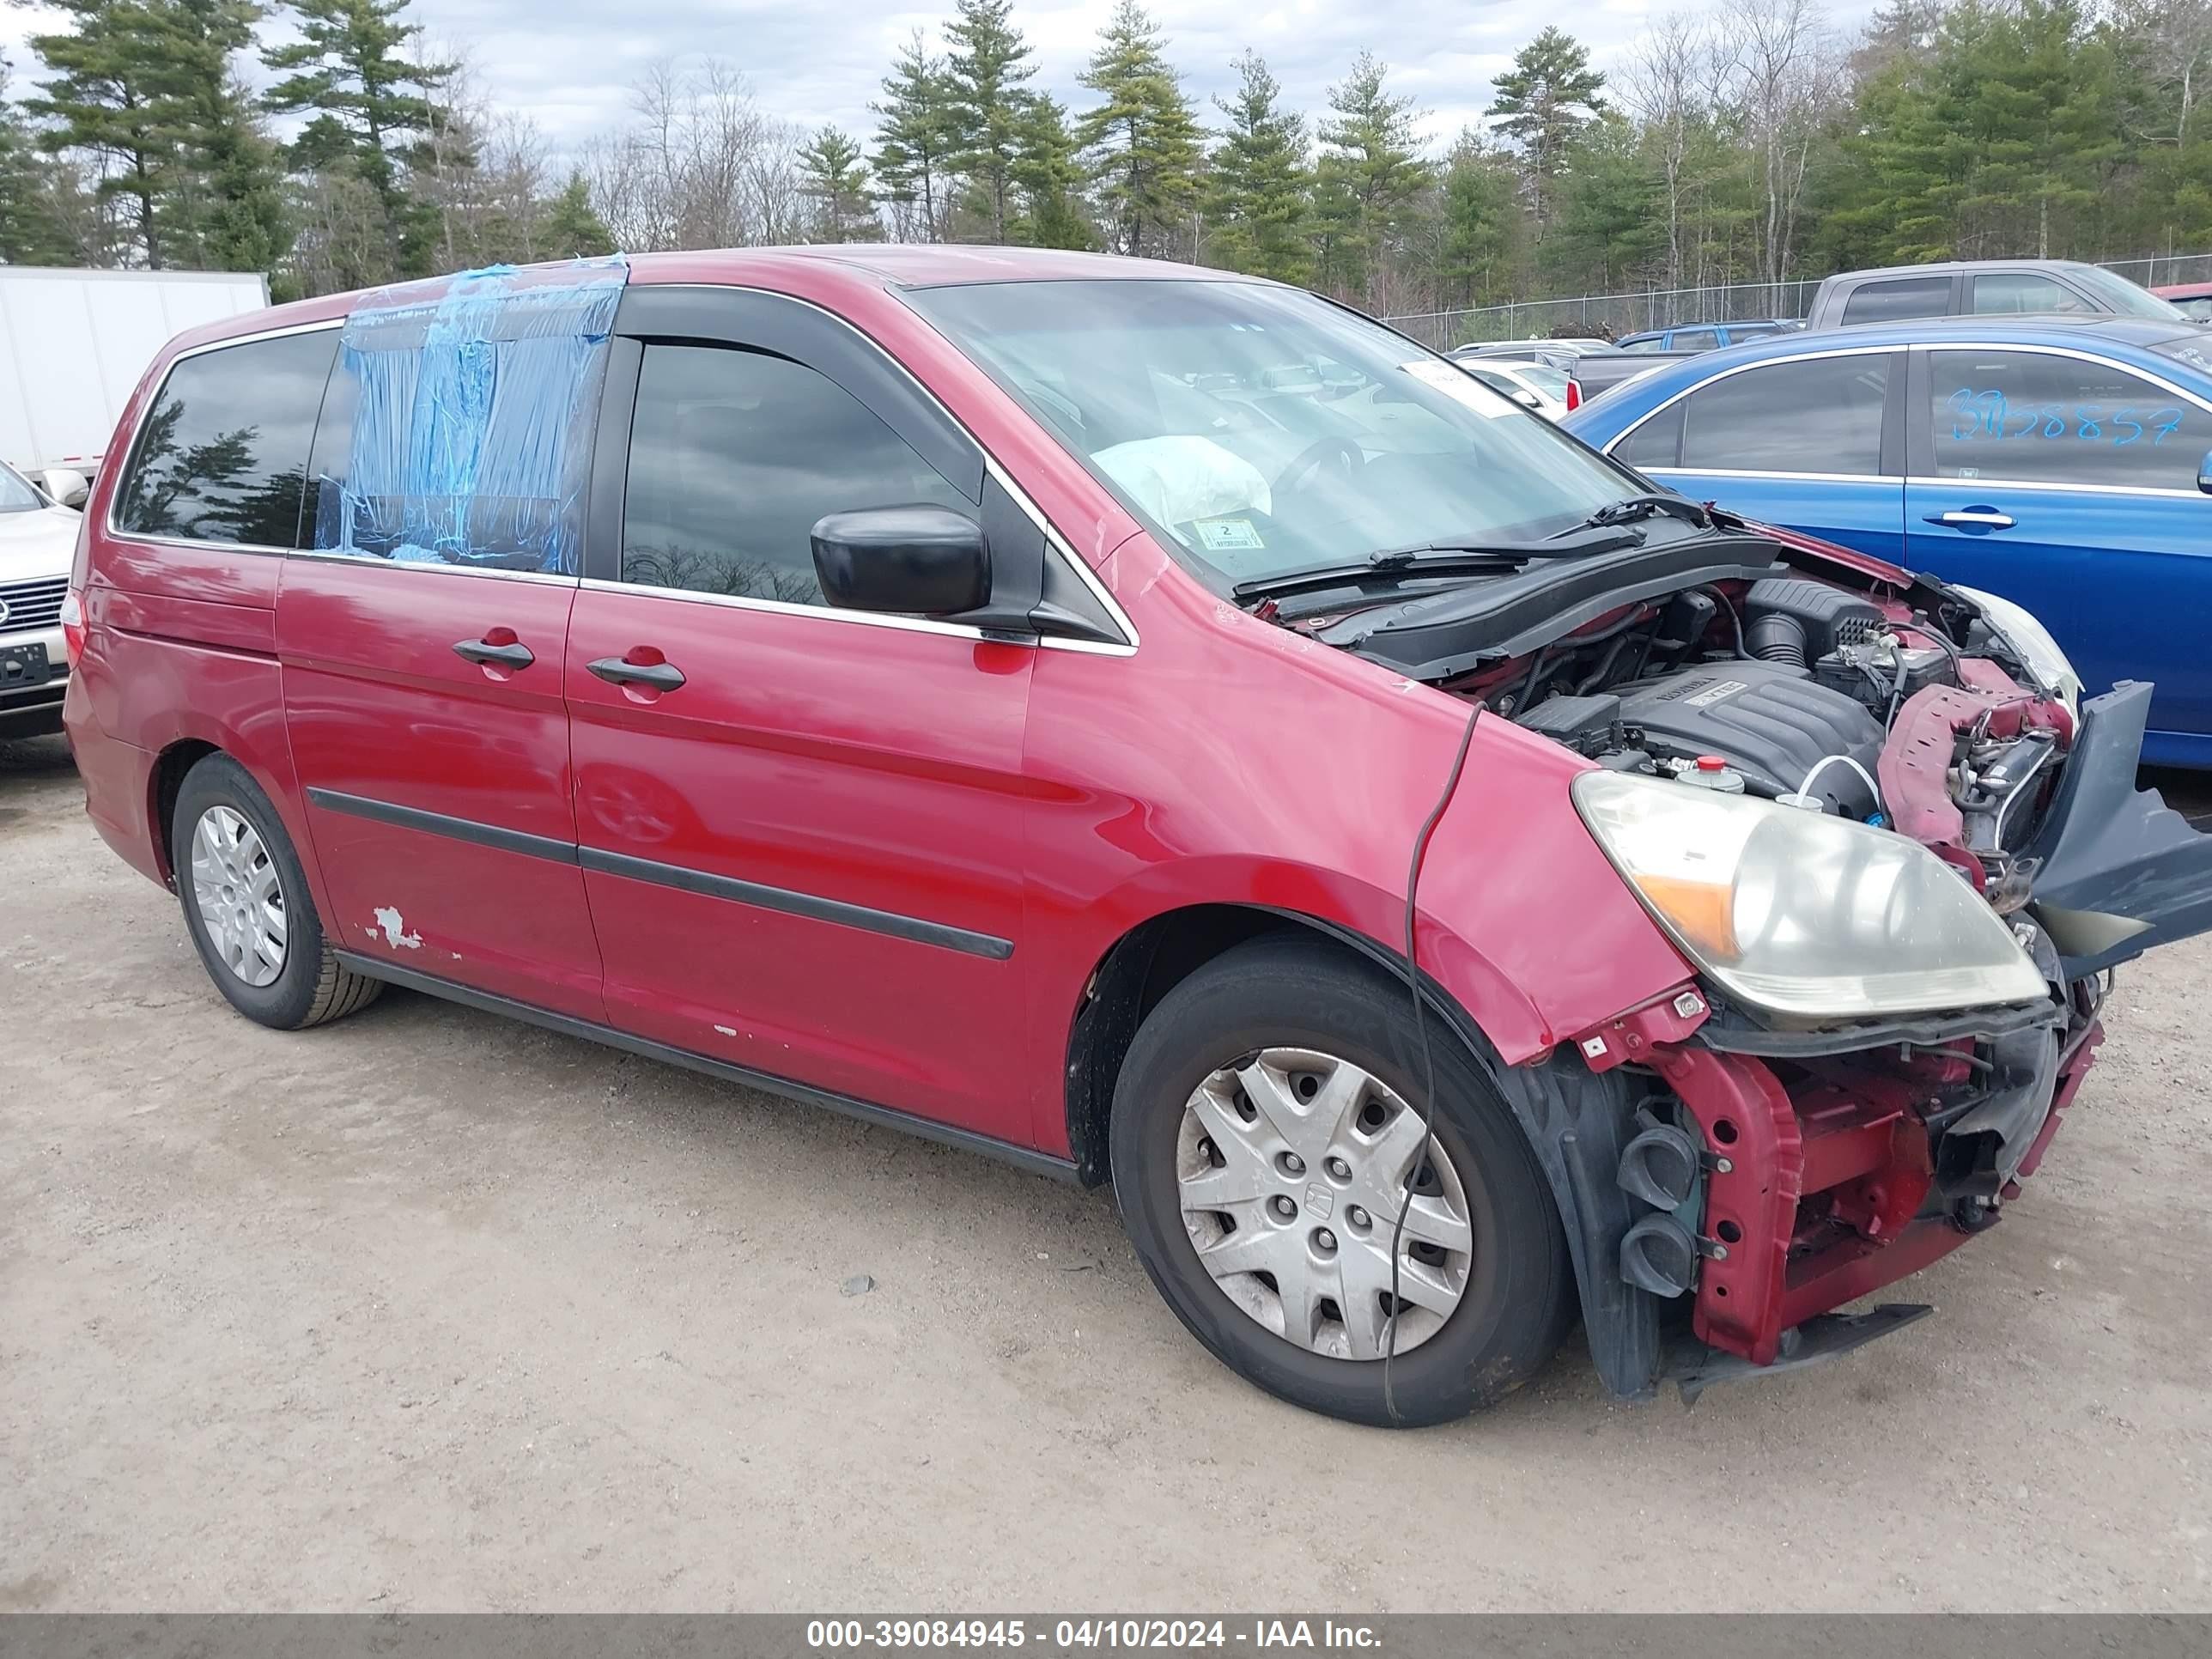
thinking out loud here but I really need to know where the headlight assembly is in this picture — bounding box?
[1950,584,2081,718]
[1572,771,2050,1022]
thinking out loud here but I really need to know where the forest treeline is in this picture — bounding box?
[3,0,2210,316]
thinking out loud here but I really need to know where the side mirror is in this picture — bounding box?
[2198,451,2212,495]
[1510,389,1543,410]
[811,504,989,617]
[39,467,88,510]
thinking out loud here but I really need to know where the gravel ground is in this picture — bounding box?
[3,733,2207,1613]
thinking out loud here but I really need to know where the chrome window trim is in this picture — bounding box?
[1902,474,2211,501]
[288,547,580,585]
[102,316,344,554]
[573,574,1133,655]
[1599,341,1901,462]
[1912,339,2212,495]
[625,283,1139,655]
[1640,465,1895,485]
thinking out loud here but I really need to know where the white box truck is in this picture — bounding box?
[0,266,270,480]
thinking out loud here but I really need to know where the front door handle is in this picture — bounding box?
[587,654,687,692]
[1929,508,2016,530]
[453,635,535,669]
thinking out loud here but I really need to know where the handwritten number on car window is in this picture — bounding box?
[1943,389,2191,448]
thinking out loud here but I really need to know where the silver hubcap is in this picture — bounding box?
[189,805,287,988]
[1176,1048,1474,1361]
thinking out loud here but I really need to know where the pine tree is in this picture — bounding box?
[1073,0,1202,258]
[0,56,94,264]
[24,0,179,264]
[799,125,882,242]
[158,0,287,271]
[1313,52,1431,305]
[941,0,1037,241]
[1488,26,1607,234]
[1011,94,1091,249]
[263,0,453,275]
[1434,130,1522,312]
[1544,111,1662,289]
[871,29,957,242]
[1206,50,1313,282]
[540,171,613,258]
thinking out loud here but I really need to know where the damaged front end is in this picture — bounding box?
[1321,523,2212,1400]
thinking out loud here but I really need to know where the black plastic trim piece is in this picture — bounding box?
[1664,1304,1935,1405]
[578,845,1015,961]
[307,786,1013,960]
[335,953,1076,1182]
[306,787,578,865]
[1696,999,2059,1055]
[1328,543,1791,681]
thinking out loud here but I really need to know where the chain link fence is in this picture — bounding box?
[1385,253,2212,350]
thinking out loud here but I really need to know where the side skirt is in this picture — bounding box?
[335,951,1081,1185]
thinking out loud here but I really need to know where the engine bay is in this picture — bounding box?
[1425,562,2079,904]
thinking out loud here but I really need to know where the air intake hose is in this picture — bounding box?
[1746,611,1808,668]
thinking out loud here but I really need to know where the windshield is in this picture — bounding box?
[904,280,1633,588]
[0,463,42,514]
[2071,265,2191,322]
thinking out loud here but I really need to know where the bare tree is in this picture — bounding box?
[1621,12,1720,294]
[1716,0,1839,295]
[584,58,805,252]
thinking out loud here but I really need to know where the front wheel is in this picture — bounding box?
[1109,934,1573,1427]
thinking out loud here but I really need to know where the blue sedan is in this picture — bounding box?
[1564,317,2212,767]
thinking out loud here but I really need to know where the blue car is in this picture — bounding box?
[1564,317,2212,766]
[1612,319,1802,354]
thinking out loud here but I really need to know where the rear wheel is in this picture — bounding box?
[172,753,380,1030]
[1109,934,1572,1427]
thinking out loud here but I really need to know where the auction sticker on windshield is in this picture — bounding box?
[1193,517,1265,552]
[1401,356,1516,416]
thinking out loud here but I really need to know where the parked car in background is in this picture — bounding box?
[1563,315,2212,765]
[63,247,2212,1426]
[0,456,85,738]
[2151,280,2212,322]
[1613,319,1802,354]
[1448,341,1578,373]
[1565,349,1697,403]
[1805,259,2193,330]
[1451,356,1579,419]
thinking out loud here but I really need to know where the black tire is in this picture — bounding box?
[171,752,381,1030]
[1110,933,1573,1428]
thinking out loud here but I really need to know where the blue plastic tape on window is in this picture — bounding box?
[317,256,629,574]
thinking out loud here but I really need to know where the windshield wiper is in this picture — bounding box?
[1558,493,1712,534]
[1231,526,1645,605]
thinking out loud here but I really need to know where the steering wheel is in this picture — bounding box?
[1274,436,1364,501]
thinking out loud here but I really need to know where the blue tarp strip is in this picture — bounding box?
[318,256,629,575]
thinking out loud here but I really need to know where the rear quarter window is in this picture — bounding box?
[113,328,337,549]
[1839,276,1953,325]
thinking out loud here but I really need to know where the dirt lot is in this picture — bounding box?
[2,732,2207,1613]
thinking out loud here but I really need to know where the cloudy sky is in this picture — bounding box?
[3,0,1883,161]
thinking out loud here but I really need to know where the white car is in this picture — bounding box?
[1453,357,1581,422]
[0,460,88,740]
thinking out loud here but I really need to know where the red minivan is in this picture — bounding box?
[61,247,2212,1425]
